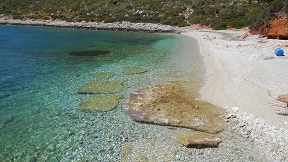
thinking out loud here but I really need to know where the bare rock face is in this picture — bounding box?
[123,81,226,134]
[265,18,288,40]
[250,18,288,40]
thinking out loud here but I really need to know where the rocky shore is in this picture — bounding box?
[0,17,189,33]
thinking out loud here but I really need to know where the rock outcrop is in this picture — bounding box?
[251,17,288,40]
[250,18,288,40]
[264,18,288,40]
[123,81,226,134]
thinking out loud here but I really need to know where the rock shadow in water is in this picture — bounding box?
[68,50,110,56]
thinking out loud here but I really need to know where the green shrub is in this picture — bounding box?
[12,14,24,20]
[212,21,227,30]
[43,16,50,20]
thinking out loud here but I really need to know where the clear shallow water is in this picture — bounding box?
[0,25,204,161]
[0,25,269,162]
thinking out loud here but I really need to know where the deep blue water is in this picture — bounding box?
[0,25,204,161]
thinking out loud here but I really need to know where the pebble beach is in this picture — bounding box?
[184,30,288,161]
[0,17,288,161]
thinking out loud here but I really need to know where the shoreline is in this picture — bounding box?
[0,17,190,33]
[183,30,288,161]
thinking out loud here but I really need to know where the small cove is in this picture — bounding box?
[0,25,269,161]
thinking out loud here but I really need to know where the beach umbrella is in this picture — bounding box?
[274,48,284,56]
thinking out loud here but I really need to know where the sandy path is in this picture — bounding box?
[183,30,288,129]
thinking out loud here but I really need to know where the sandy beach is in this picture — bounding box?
[184,29,288,161]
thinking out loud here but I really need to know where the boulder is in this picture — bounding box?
[172,129,221,148]
[123,81,226,134]
[76,80,123,94]
[277,94,288,107]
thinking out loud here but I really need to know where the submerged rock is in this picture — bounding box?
[123,81,226,134]
[76,80,124,94]
[68,50,110,56]
[172,129,221,148]
[123,67,148,75]
[91,72,115,81]
[79,94,123,112]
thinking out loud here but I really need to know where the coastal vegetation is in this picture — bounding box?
[0,0,287,29]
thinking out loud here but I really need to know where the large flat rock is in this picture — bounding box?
[123,81,226,134]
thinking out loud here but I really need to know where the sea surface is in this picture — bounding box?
[0,25,205,161]
[0,25,270,162]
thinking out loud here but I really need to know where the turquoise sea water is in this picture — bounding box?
[0,25,204,161]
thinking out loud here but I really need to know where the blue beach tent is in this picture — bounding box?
[274,48,284,56]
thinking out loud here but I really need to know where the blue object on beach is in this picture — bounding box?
[274,48,285,56]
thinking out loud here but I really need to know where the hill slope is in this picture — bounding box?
[0,0,287,29]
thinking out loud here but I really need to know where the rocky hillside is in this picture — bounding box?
[0,0,287,30]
